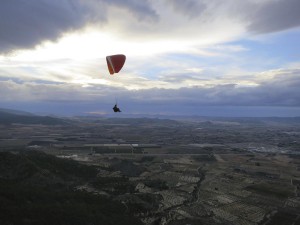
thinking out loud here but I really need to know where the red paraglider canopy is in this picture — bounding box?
[106,54,126,75]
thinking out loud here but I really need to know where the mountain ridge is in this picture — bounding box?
[0,108,68,125]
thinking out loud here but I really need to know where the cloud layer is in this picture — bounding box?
[1,67,299,108]
[1,0,300,53]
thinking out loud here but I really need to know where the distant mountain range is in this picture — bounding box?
[97,113,300,124]
[1,107,299,125]
[0,108,68,125]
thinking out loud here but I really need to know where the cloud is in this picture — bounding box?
[0,0,160,54]
[168,0,207,19]
[1,0,299,55]
[247,0,300,34]
[0,1,279,56]
[0,65,299,117]
[0,0,98,53]
[102,0,158,21]
[1,68,299,109]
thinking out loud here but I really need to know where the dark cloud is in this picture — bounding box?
[0,0,98,53]
[0,0,157,54]
[102,0,158,21]
[168,0,207,18]
[248,0,300,34]
[166,0,300,34]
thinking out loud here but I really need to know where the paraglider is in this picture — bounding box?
[106,54,126,75]
[106,54,126,112]
[113,104,121,113]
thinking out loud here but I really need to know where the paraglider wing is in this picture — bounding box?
[106,54,126,75]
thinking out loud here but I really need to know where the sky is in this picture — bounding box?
[0,0,300,117]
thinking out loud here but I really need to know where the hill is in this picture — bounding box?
[0,109,68,125]
[0,108,34,116]
[0,150,142,225]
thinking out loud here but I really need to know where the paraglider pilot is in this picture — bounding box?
[113,104,121,112]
